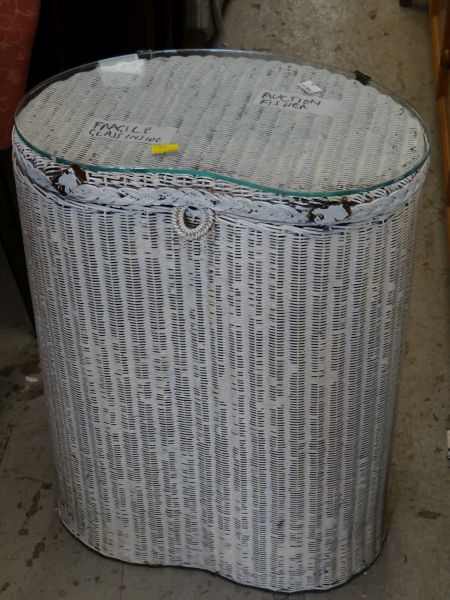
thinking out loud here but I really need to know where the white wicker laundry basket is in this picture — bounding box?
[13,50,429,592]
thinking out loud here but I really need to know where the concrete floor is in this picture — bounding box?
[1,0,449,598]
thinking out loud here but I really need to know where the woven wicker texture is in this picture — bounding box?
[13,50,429,592]
[13,145,427,591]
[16,52,426,194]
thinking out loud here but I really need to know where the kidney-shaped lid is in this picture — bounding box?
[15,49,429,197]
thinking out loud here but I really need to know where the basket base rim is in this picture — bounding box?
[57,509,387,593]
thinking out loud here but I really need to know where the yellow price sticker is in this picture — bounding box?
[151,143,179,154]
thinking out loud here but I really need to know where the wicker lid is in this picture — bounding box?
[15,50,428,197]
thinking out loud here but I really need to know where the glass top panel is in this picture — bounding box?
[15,49,429,197]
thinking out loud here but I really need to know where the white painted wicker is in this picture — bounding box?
[13,51,429,592]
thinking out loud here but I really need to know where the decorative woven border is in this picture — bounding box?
[13,130,428,228]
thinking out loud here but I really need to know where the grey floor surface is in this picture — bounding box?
[0,0,449,598]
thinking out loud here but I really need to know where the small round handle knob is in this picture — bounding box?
[172,207,215,240]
